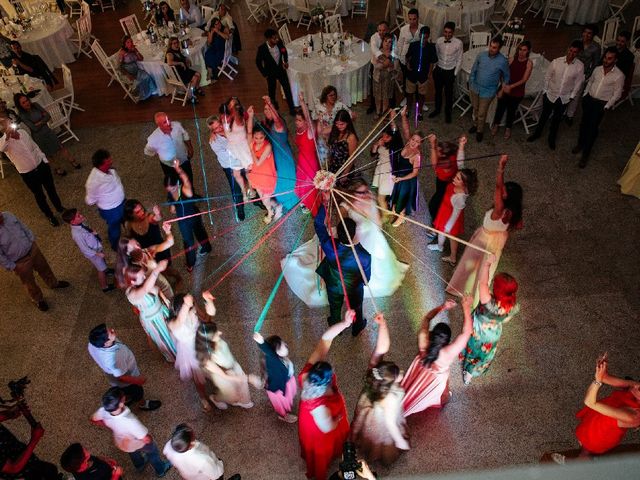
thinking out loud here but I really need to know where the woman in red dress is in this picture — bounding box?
[426,134,467,226]
[294,92,321,215]
[552,354,640,463]
[298,311,352,479]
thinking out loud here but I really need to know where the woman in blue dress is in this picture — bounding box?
[204,18,228,82]
[261,95,299,211]
[118,36,157,101]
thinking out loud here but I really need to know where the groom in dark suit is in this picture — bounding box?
[314,204,371,336]
[255,28,296,115]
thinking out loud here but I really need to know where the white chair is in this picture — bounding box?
[502,32,524,57]
[112,65,140,103]
[278,23,291,46]
[218,38,238,80]
[45,98,79,144]
[489,0,517,34]
[267,0,289,27]
[163,64,190,105]
[119,14,142,38]
[72,15,92,58]
[324,14,342,35]
[446,6,467,43]
[51,64,84,112]
[453,80,472,116]
[91,39,118,87]
[608,0,631,24]
[96,0,115,11]
[64,0,83,18]
[245,0,268,24]
[201,6,216,26]
[351,0,368,18]
[470,31,491,49]
[469,9,491,35]
[524,0,545,17]
[391,4,409,34]
[631,16,640,50]
[294,0,312,30]
[601,16,620,47]
[324,0,343,17]
[514,90,544,134]
[543,0,568,28]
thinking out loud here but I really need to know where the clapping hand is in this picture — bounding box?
[162,222,172,235]
[595,353,608,382]
[156,259,169,272]
[202,291,215,303]
[458,135,467,147]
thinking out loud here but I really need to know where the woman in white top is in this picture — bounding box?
[222,98,254,200]
[314,85,356,138]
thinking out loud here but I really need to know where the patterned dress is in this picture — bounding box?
[125,289,176,362]
[461,299,520,378]
[268,126,299,211]
[328,138,349,174]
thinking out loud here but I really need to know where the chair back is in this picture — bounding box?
[547,0,567,8]
[402,5,410,23]
[119,14,142,38]
[502,32,524,56]
[60,64,74,93]
[293,0,308,10]
[80,0,89,16]
[324,14,342,34]
[505,0,517,17]
[91,39,114,72]
[278,23,291,45]
[470,31,491,49]
[164,64,187,88]
[44,98,68,130]
[352,0,368,17]
[602,16,620,46]
[202,6,216,25]
[77,15,91,41]
[631,15,640,49]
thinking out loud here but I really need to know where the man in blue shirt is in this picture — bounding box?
[468,36,510,142]
[405,26,438,121]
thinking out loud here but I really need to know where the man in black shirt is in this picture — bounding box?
[9,41,57,89]
[614,31,636,100]
[60,443,122,480]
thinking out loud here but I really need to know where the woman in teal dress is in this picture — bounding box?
[118,36,157,101]
[262,96,299,211]
[124,260,176,363]
[461,255,519,385]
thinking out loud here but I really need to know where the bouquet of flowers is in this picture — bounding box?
[310,3,325,18]
[313,170,336,191]
[505,17,525,33]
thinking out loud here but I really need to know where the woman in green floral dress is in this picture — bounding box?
[461,255,519,384]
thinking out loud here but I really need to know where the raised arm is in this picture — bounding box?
[446,295,474,354]
[202,291,216,319]
[477,255,495,306]
[298,92,315,139]
[128,260,168,301]
[173,159,193,197]
[456,135,467,168]
[263,96,285,132]
[417,300,457,354]
[307,310,354,365]
[151,222,175,254]
[399,106,411,143]
[369,312,390,368]
[427,133,438,169]
[491,155,508,220]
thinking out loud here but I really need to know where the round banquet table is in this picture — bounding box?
[559,0,608,25]
[286,33,370,110]
[0,74,53,105]
[458,46,550,125]
[15,14,76,70]
[110,28,210,97]
[417,0,495,37]
[285,0,351,20]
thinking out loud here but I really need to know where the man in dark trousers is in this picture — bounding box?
[255,29,295,115]
[314,202,371,337]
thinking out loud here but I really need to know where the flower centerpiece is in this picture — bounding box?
[505,17,525,34]
[313,170,336,191]
[310,3,325,18]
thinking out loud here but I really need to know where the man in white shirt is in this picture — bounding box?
[91,388,171,477]
[397,8,424,92]
[429,21,463,124]
[527,41,584,150]
[208,3,234,32]
[163,423,241,480]
[144,112,194,185]
[367,20,390,114]
[0,118,64,226]
[85,149,126,251]
[573,47,625,168]
[179,0,203,27]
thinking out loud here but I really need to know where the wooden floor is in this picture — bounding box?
[63,1,587,128]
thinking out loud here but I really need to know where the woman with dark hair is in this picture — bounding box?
[461,255,520,385]
[14,93,80,175]
[298,311,352,480]
[253,331,297,422]
[204,18,229,82]
[124,260,176,362]
[351,313,409,465]
[195,300,254,410]
[426,133,466,225]
[389,108,421,227]
[427,167,479,265]
[262,95,299,212]
[491,41,533,140]
[294,92,321,214]
[117,36,156,101]
[372,33,398,117]
[401,297,472,416]
[222,97,254,199]
[154,1,175,26]
[248,119,283,224]
[447,155,523,299]
[314,85,355,138]
[124,200,183,292]
[371,122,404,219]
[327,109,359,176]
[165,37,203,99]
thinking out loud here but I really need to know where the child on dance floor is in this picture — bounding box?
[253,331,297,423]
[248,118,283,224]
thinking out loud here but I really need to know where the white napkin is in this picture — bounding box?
[332,66,344,74]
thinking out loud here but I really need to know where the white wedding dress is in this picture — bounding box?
[281,199,409,307]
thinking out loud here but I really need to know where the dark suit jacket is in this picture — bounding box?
[314,205,371,294]
[255,41,288,78]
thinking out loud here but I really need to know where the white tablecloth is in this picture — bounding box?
[285,0,351,20]
[563,0,608,25]
[458,46,549,124]
[111,28,210,96]
[286,33,370,109]
[15,14,76,70]
[417,0,495,36]
[0,75,53,105]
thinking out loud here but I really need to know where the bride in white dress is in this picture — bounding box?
[281,179,408,307]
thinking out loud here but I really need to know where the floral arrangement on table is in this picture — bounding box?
[505,17,525,33]
[310,3,325,18]
[313,170,336,191]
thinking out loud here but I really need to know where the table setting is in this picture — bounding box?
[286,31,370,109]
[0,73,53,106]
[417,0,495,36]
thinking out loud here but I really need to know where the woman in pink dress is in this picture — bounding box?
[294,92,321,215]
[402,296,473,417]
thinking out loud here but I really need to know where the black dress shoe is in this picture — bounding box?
[237,210,245,221]
[571,145,582,154]
[548,139,556,150]
[53,280,70,289]
[476,132,484,142]
[578,157,588,168]
[139,399,162,411]
[468,125,477,134]
[48,216,60,227]
[102,285,116,293]
[351,318,368,337]
[428,110,440,118]
[527,134,540,142]
[36,300,49,311]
